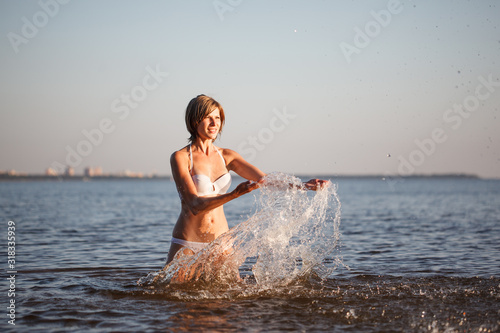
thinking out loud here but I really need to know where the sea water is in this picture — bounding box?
[0,175,499,332]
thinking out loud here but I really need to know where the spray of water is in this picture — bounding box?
[138,172,342,294]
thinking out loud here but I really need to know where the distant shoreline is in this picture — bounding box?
[0,173,485,182]
[0,174,172,182]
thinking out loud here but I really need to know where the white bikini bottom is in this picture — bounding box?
[171,237,209,253]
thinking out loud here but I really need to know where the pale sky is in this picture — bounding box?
[1,0,499,178]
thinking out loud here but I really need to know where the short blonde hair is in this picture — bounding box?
[185,94,225,143]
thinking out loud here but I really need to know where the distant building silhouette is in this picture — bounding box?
[45,168,58,176]
[94,166,103,176]
[65,166,75,176]
[84,166,103,177]
[84,167,94,177]
[122,169,144,178]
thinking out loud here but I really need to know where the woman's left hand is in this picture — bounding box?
[303,179,329,191]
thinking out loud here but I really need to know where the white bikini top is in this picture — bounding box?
[189,145,232,197]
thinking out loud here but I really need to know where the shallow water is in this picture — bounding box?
[1,176,499,332]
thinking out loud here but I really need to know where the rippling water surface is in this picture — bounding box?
[1,176,499,332]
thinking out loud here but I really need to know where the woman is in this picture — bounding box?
[167,94,327,264]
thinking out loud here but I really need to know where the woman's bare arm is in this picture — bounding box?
[170,150,259,215]
[223,148,328,190]
[224,149,266,181]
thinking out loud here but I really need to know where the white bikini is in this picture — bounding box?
[170,144,232,253]
[170,238,210,253]
[189,144,232,196]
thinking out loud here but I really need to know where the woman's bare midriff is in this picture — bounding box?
[172,203,229,243]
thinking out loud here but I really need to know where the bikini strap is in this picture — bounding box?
[190,144,225,172]
[214,146,226,165]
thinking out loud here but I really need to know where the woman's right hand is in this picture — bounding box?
[232,179,262,198]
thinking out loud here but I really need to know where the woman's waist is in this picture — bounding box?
[180,204,226,220]
[172,229,227,243]
[174,215,228,242]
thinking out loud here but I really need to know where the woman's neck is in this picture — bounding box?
[191,139,215,155]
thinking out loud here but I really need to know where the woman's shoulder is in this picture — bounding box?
[170,146,190,164]
[217,146,236,156]
[217,146,243,163]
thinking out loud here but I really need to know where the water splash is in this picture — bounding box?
[138,172,342,294]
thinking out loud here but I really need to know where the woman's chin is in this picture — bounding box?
[198,133,218,141]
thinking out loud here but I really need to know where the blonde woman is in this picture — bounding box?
[167,94,327,264]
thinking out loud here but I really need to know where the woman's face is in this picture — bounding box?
[196,108,221,141]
